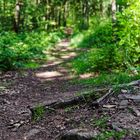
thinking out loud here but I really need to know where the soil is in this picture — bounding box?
[0,39,140,140]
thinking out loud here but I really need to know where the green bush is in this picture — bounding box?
[72,20,114,49]
[72,46,116,74]
[73,72,140,86]
[71,1,140,74]
[72,21,117,73]
[0,30,64,70]
[116,0,140,68]
[0,32,20,69]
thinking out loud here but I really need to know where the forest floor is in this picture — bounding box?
[0,39,140,140]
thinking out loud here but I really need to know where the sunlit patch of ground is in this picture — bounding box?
[41,60,64,68]
[35,40,78,81]
[36,71,63,79]
[35,68,75,81]
[80,73,99,79]
[56,41,70,48]
[60,52,77,59]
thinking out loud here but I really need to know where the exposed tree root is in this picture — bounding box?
[29,79,140,119]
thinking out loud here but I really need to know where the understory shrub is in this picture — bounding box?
[72,21,117,73]
[116,0,140,68]
[0,30,64,70]
[79,21,114,48]
[71,19,113,49]
[72,46,116,74]
[71,1,140,74]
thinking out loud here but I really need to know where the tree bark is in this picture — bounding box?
[14,1,21,33]
[100,0,103,16]
[112,0,117,23]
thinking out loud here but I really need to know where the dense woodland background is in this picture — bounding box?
[0,0,140,80]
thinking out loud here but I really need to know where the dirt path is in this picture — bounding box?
[0,39,140,140]
[0,39,95,140]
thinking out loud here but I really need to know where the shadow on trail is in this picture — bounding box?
[0,39,92,106]
[0,38,97,140]
[35,39,78,81]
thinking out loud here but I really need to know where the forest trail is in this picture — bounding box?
[37,39,77,81]
[0,39,94,140]
[0,39,140,140]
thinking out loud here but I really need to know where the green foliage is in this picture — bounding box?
[71,1,140,75]
[0,30,64,70]
[71,20,118,73]
[0,0,110,32]
[72,72,140,86]
[32,105,46,121]
[79,21,114,48]
[0,0,112,71]
[116,0,140,68]
[93,116,108,129]
[64,105,79,113]
[71,19,113,49]
[94,130,126,140]
[92,116,126,140]
[72,47,116,73]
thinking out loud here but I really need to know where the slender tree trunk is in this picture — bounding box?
[82,0,89,29]
[58,8,61,27]
[3,0,6,17]
[62,0,67,27]
[2,0,6,30]
[14,1,21,32]
[36,0,39,4]
[100,0,103,16]
[112,0,117,43]
[112,0,116,23]
[85,0,89,29]
[92,3,97,16]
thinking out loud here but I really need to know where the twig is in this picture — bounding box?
[92,88,114,107]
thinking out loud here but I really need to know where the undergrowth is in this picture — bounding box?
[72,72,140,87]
[94,130,126,140]
[70,9,140,77]
[0,30,65,71]
[31,105,46,121]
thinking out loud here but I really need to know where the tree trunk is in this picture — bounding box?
[112,0,116,23]
[14,1,21,33]
[100,0,103,16]
[62,0,67,27]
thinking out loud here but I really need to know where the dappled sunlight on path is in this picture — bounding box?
[56,39,71,48]
[35,39,77,81]
[41,60,64,68]
[36,71,63,79]
[0,38,99,140]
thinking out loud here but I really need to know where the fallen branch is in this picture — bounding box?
[29,88,108,111]
[29,79,140,115]
[29,96,87,111]
[92,88,114,107]
[91,79,140,107]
